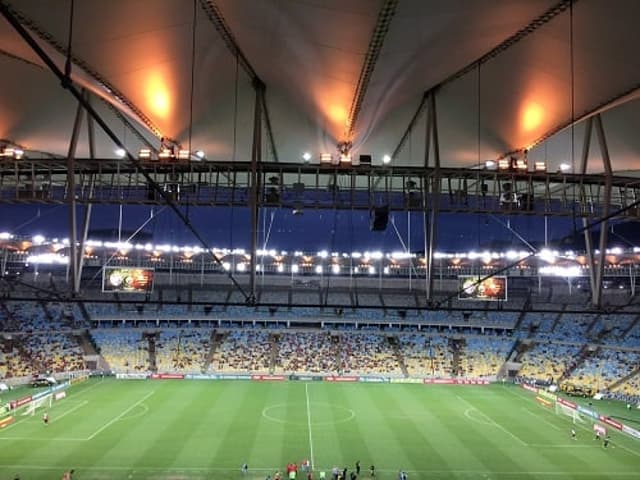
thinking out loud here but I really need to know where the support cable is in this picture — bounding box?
[0,2,251,302]
[436,193,640,309]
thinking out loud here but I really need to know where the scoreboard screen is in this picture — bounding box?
[458,275,507,301]
[102,267,154,293]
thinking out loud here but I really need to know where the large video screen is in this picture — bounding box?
[458,275,507,301]
[102,267,154,293]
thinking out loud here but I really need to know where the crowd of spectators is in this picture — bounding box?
[338,334,402,376]
[155,330,210,373]
[274,332,337,374]
[91,330,149,373]
[210,330,272,373]
[458,337,514,378]
[518,343,582,383]
[399,335,453,377]
[564,348,640,392]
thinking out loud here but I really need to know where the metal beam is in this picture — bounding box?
[0,1,251,303]
[593,114,613,308]
[426,93,441,302]
[0,1,170,144]
[392,0,574,159]
[248,84,263,305]
[500,84,640,161]
[199,0,278,162]
[579,117,597,297]
[75,94,96,294]
[346,0,398,140]
[66,92,86,294]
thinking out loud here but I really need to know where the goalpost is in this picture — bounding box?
[555,401,584,424]
[21,393,53,416]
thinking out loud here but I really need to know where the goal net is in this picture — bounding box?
[555,401,584,424]
[22,393,53,416]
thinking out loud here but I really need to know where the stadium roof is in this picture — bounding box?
[0,0,639,173]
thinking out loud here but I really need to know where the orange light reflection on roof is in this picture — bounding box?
[521,102,544,132]
[144,73,171,120]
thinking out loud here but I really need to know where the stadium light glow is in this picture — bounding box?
[539,265,581,277]
[332,264,340,274]
[291,264,299,273]
[318,250,328,259]
[115,148,126,158]
[559,163,571,172]
[26,253,68,264]
[485,160,496,168]
[368,266,375,275]
[382,154,391,164]
[236,263,246,272]
[32,235,45,245]
[277,264,284,273]
[538,248,557,263]
[195,150,205,159]
[302,152,312,162]
[315,265,323,274]
[222,262,231,271]
[0,232,12,239]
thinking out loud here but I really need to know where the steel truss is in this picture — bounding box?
[1,159,639,218]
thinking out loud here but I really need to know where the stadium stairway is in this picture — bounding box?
[513,309,528,331]
[550,306,568,332]
[0,300,12,330]
[39,300,56,325]
[622,315,640,338]
[586,313,603,336]
[607,366,640,391]
[75,331,98,355]
[513,340,533,362]
[388,336,409,377]
[77,302,92,324]
[450,338,463,376]
[559,345,597,385]
[202,330,225,372]
[268,333,280,372]
[146,332,158,372]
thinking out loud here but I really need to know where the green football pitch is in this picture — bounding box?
[0,378,639,479]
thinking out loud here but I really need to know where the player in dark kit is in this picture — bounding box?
[603,435,610,448]
[369,465,375,478]
[355,461,360,475]
[43,412,49,425]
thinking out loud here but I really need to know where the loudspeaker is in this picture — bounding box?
[370,206,389,231]
[359,154,372,165]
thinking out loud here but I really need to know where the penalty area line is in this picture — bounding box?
[86,390,155,440]
[456,394,528,446]
[51,400,89,424]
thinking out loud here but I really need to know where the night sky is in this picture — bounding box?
[0,204,584,252]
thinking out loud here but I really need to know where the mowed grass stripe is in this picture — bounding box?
[503,385,640,472]
[1,380,639,479]
[393,385,488,474]
[319,383,373,472]
[458,387,588,477]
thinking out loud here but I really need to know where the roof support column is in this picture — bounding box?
[425,92,441,303]
[67,91,86,295]
[593,114,613,309]
[74,93,96,294]
[248,82,264,305]
[579,118,597,298]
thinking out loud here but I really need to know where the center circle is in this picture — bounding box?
[262,402,355,427]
